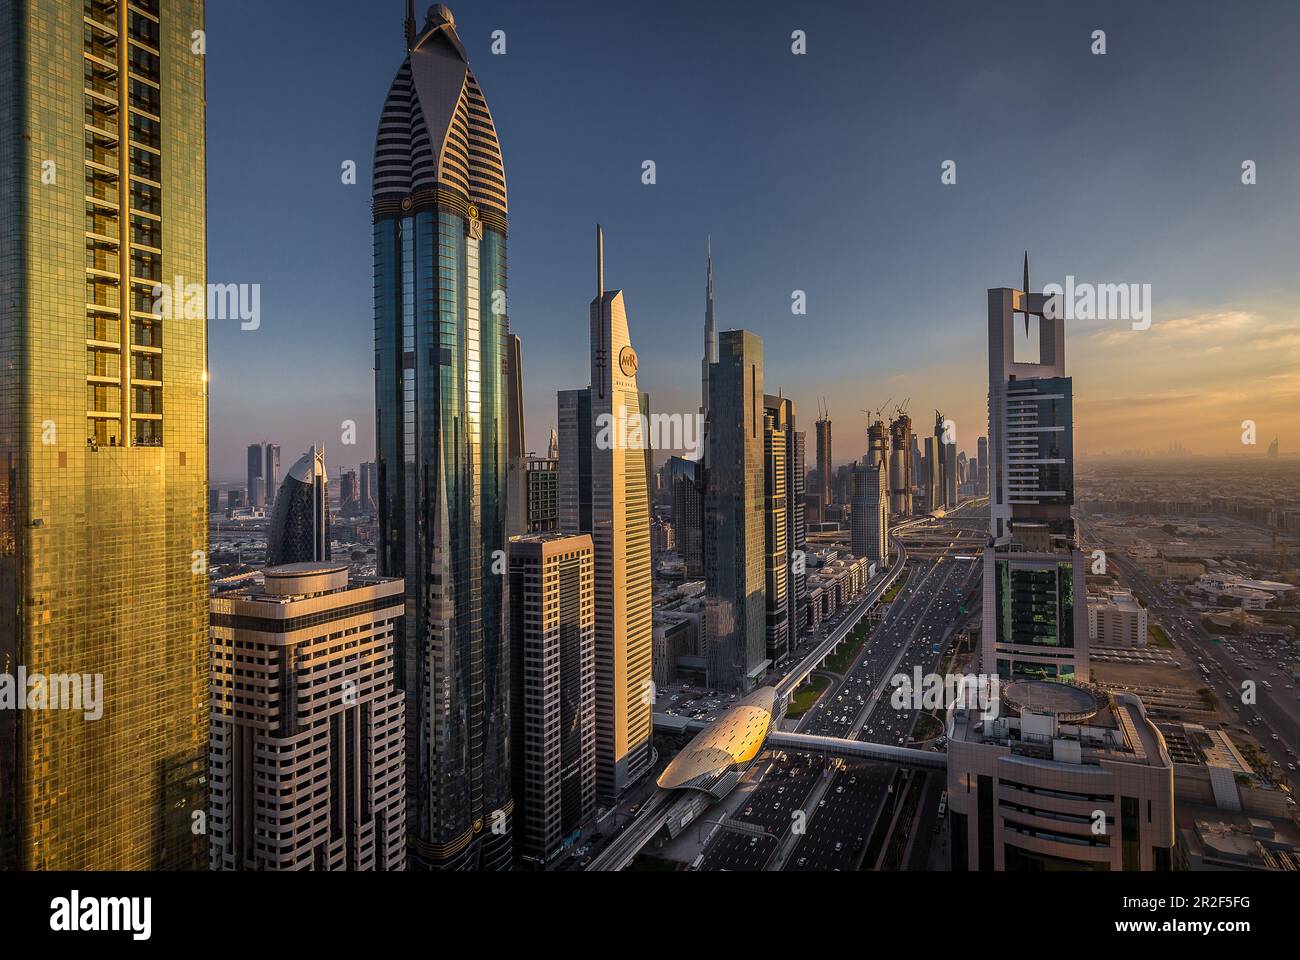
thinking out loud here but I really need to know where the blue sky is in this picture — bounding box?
[207,0,1300,481]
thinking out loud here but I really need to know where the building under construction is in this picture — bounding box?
[889,412,913,516]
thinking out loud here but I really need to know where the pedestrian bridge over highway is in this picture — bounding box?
[587,687,945,871]
[652,711,944,774]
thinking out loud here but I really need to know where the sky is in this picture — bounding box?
[206,0,1300,482]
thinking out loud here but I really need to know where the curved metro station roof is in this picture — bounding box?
[657,686,778,798]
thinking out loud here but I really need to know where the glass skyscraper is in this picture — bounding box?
[372,4,512,870]
[266,445,329,566]
[0,0,208,869]
[703,330,768,693]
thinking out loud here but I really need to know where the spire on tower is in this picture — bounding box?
[405,0,416,49]
[1022,251,1032,336]
[596,223,604,298]
[707,235,713,299]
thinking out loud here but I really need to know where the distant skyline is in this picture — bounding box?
[208,0,1300,482]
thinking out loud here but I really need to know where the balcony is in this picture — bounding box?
[85,245,119,273]
[86,282,120,308]
[84,25,118,66]
[85,0,117,33]
[132,321,161,349]
[85,105,119,138]
[85,215,119,241]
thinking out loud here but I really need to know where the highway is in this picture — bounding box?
[781,545,978,871]
[775,524,916,698]
[690,506,985,871]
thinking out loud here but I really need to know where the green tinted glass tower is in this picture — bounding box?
[372,4,513,869]
[0,0,208,869]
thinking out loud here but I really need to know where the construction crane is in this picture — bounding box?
[860,398,891,423]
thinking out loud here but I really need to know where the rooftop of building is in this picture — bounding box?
[218,563,401,605]
[1176,804,1300,870]
[1088,589,1144,613]
[1156,722,1252,774]
[952,685,1170,769]
[1001,679,1104,721]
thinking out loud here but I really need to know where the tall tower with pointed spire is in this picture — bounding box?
[701,237,717,440]
[372,3,513,870]
[557,227,653,802]
[983,253,1088,684]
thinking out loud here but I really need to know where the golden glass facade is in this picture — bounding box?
[0,0,207,869]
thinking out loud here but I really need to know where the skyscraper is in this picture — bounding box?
[762,397,791,665]
[700,238,717,441]
[556,226,653,803]
[508,534,596,866]
[0,0,208,869]
[976,435,989,495]
[267,445,329,565]
[360,460,377,513]
[923,434,940,512]
[851,458,889,569]
[790,429,807,633]
[263,443,280,510]
[667,455,703,578]
[247,443,265,509]
[889,412,913,516]
[339,469,359,515]
[506,332,527,537]
[524,456,559,533]
[703,330,768,692]
[373,3,512,869]
[982,255,1089,683]
[209,563,406,870]
[815,407,833,520]
[944,440,958,510]
[930,413,959,511]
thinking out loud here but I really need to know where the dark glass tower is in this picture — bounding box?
[266,446,330,565]
[373,3,512,870]
[703,330,768,692]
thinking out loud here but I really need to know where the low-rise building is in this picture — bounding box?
[1088,588,1148,647]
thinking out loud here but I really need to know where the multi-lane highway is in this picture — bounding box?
[781,548,978,871]
[690,510,982,871]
